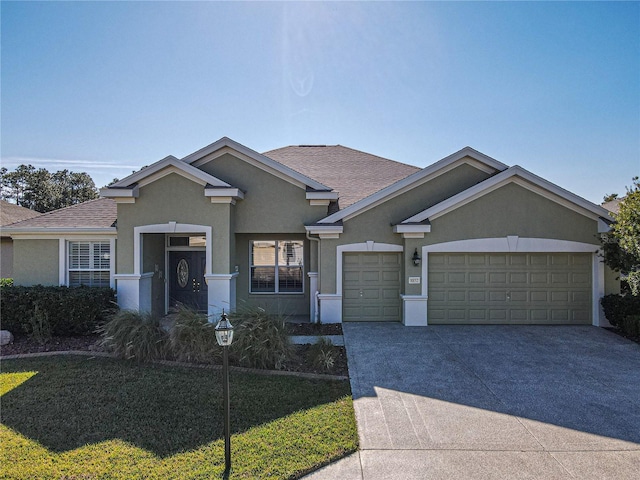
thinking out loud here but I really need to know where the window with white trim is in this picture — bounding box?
[250,240,304,293]
[68,241,111,287]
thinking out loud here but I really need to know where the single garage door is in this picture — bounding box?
[428,253,592,324]
[343,252,402,322]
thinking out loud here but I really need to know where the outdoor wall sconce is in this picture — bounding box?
[412,248,421,267]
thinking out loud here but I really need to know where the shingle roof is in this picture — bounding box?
[0,200,41,226]
[3,198,117,229]
[263,145,421,207]
[602,198,621,215]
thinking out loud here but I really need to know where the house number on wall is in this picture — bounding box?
[408,277,421,284]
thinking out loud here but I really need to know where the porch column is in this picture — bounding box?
[204,273,239,319]
[114,273,154,312]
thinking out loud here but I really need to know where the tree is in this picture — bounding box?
[0,165,98,212]
[601,177,640,295]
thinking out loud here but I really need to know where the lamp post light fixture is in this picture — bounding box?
[215,310,234,475]
[412,248,422,267]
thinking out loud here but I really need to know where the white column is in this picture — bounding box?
[308,272,318,322]
[205,273,239,320]
[318,294,342,323]
[401,295,429,326]
[114,273,154,312]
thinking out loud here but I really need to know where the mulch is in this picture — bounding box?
[286,322,343,336]
[1,332,349,377]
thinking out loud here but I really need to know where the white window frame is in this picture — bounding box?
[59,238,116,289]
[66,240,112,288]
[249,240,304,294]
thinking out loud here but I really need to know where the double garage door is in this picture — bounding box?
[428,253,592,324]
[342,251,592,324]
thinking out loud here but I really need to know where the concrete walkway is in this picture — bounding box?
[304,324,640,479]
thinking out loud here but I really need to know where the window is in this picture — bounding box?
[68,241,111,287]
[250,240,304,293]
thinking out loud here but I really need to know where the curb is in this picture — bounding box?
[1,350,349,381]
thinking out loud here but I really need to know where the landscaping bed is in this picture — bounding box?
[286,322,343,336]
[1,332,350,377]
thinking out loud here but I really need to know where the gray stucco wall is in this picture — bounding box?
[0,238,13,278]
[319,179,602,296]
[198,153,328,232]
[424,183,600,246]
[318,163,493,293]
[12,239,59,286]
[117,173,235,275]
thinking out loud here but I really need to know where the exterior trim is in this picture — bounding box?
[420,237,604,327]
[133,222,212,276]
[317,147,507,224]
[305,224,343,239]
[403,166,610,225]
[6,228,117,238]
[105,155,231,190]
[183,138,332,191]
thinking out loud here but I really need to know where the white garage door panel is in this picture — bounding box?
[343,252,402,322]
[428,253,592,325]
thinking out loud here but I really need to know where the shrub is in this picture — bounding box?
[99,310,168,362]
[230,304,294,370]
[169,305,221,363]
[307,337,337,373]
[0,278,14,287]
[0,285,116,336]
[601,294,640,337]
[601,294,640,327]
[28,303,52,345]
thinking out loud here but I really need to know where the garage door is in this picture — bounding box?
[428,253,591,324]
[343,253,402,322]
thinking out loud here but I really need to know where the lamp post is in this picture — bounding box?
[215,310,234,475]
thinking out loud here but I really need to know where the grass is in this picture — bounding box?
[0,355,358,479]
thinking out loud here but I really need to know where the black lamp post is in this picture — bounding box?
[215,310,234,475]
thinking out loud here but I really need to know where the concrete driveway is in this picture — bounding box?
[305,324,640,479]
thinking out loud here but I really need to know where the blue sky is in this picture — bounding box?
[1,1,638,203]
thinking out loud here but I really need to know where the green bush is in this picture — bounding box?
[0,278,14,287]
[99,310,169,362]
[29,304,52,345]
[601,294,640,327]
[230,304,294,370]
[620,315,640,337]
[169,306,221,363]
[0,285,116,336]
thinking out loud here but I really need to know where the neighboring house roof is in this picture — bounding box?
[2,198,117,232]
[264,145,421,208]
[602,198,621,215]
[0,200,41,227]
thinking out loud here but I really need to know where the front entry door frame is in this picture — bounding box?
[133,222,212,315]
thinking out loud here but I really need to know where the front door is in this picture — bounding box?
[169,251,207,311]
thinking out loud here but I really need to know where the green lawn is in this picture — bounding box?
[0,355,357,479]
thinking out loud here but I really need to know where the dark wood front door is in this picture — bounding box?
[169,251,207,311]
